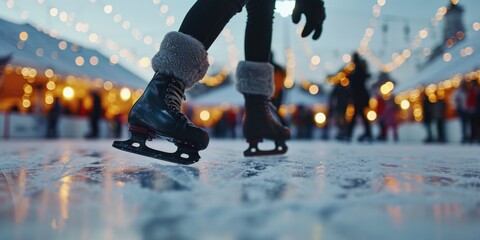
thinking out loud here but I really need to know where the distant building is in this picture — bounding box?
[425,2,466,66]
[443,3,465,43]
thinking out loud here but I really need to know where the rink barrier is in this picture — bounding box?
[0,112,128,139]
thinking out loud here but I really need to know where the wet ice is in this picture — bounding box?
[0,140,479,240]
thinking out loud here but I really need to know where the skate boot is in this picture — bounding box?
[236,61,291,157]
[242,94,291,156]
[113,32,210,165]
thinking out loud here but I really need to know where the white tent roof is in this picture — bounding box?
[0,18,147,89]
[283,85,327,105]
[395,32,480,93]
[187,83,327,106]
[187,85,244,106]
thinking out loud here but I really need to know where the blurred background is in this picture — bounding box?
[0,0,479,143]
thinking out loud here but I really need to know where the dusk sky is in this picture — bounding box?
[1,0,479,88]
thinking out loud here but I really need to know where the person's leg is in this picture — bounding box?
[52,119,58,138]
[88,118,98,138]
[378,120,386,140]
[235,0,290,156]
[393,124,399,142]
[93,118,99,138]
[151,0,247,89]
[236,0,277,97]
[347,112,357,141]
[244,0,276,62]
[178,0,246,50]
[469,113,478,142]
[357,108,372,141]
[437,119,446,142]
[360,110,372,137]
[115,0,249,163]
[424,121,433,142]
[458,111,467,141]
[465,112,472,142]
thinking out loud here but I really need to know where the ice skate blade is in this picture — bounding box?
[112,136,200,165]
[243,140,288,157]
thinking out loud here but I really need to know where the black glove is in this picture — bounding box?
[292,0,326,40]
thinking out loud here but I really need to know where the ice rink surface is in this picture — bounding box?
[0,139,479,240]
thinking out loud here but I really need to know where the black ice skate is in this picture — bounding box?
[242,94,291,157]
[113,72,209,165]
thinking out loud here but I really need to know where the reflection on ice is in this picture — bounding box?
[0,140,479,239]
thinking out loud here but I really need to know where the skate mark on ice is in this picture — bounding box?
[381,163,401,168]
[113,165,199,191]
[423,175,456,187]
[458,182,480,190]
[142,215,190,240]
[461,171,480,179]
[153,165,199,187]
[0,171,15,204]
[238,157,287,179]
[49,156,107,182]
[241,179,288,203]
[288,163,318,178]
[82,151,102,158]
[457,170,480,190]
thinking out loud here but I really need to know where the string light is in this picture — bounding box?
[358,2,450,73]
[293,18,352,88]
[473,22,480,31]
[3,1,149,116]
[89,1,159,51]
[284,48,296,89]
[314,112,326,125]
[7,0,241,88]
[41,1,153,71]
[62,86,75,100]
[12,1,144,72]
[88,1,237,80]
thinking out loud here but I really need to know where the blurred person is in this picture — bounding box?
[422,90,434,143]
[375,93,387,141]
[85,91,102,139]
[226,109,238,138]
[433,93,447,143]
[471,80,480,142]
[346,52,372,142]
[293,104,315,139]
[377,96,399,142]
[0,53,12,79]
[329,82,352,141]
[113,0,326,164]
[213,111,228,138]
[9,105,19,113]
[453,81,471,143]
[46,97,62,139]
[110,114,123,139]
[453,81,470,143]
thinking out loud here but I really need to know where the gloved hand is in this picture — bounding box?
[292,0,326,40]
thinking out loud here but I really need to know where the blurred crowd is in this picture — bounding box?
[210,52,480,144]
[5,52,479,144]
[42,90,122,139]
[452,80,480,143]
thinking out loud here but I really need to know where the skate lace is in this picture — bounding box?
[264,99,282,128]
[165,81,187,120]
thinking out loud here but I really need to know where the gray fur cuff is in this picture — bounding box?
[235,61,274,96]
[151,31,209,89]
